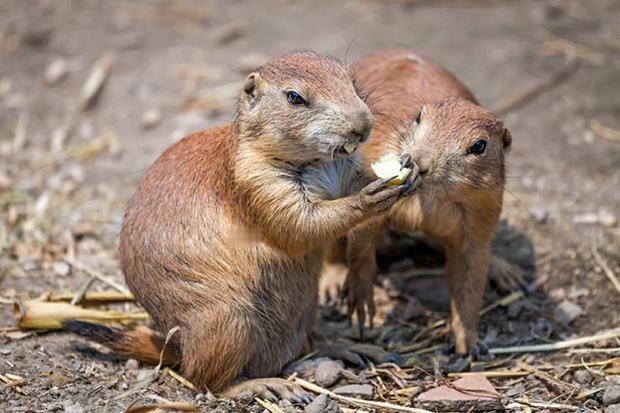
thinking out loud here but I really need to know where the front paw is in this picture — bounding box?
[341,270,375,340]
[358,176,411,215]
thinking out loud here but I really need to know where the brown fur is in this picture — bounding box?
[340,49,512,354]
[108,51,406,394]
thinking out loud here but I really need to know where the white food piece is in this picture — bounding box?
[343,143,358,154]
[371,153,411,185]
[371,153,402,179]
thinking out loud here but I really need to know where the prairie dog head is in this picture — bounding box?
[401,97,511,198]
[236,51,373,162]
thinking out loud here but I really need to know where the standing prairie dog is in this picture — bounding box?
[339,49,514,356]
[66,51,415,399]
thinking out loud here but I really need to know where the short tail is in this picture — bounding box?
[63,320,178,366]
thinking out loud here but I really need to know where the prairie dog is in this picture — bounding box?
[67,51,413,399]
[340,49,513,356]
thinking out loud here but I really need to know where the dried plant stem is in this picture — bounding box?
[490,329,620,355]
[70,276,95,305]
[448,371,530,378]
[591,119,620,143]
[592,245,620,295]
[66,258,129,294]
[48,291,135,304]
[492,58,579,115]
[294,377,432,413]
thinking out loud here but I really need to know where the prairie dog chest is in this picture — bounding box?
[388,195,464,240]
[299,158,360,201]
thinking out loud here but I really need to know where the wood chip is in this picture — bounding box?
[81,52,114,110]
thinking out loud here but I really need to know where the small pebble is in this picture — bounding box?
[44,58,69,85]
[507,301,525,319]
[141,108,163,130]
[63,402,83,413]
[314,360,343,388]
[573,370,591,384]
[125,358,139,370]
[505,383,526,397]
[604,385,620,406]
[553,300,583,325]
[136,369,155,382]
[333,384,373,399]
[52,261,71,277]
[71,360,82,372]
[304,394,341,413]
[529,205,549,223]
[0,171,12,190]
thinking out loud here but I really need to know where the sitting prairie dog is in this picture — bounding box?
[66,51,414,399]
[336,49,514,356]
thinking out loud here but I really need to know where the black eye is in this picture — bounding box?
[286,91,307,106]
[414,110,422,125]
[468,139,487,155]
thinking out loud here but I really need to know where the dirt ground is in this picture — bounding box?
[1,0,619,412]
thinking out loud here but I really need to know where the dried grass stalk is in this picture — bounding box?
[81,52,114,109]
[125,402,198,413]
[490,328,620,355]
[48,291,135,305]
[14,300,148,330]
[294,377,432,413]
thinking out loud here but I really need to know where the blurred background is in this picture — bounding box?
[0,0,619,411]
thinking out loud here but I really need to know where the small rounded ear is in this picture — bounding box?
[502,128,512,150]
[242,72,263,109]
[243,73,258,95]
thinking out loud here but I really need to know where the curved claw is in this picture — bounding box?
[224,378,311,404]
[317,342,401,367]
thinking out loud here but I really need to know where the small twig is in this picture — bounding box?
[508,398,580,411]
[255,398,283,413]
[70,276,95,305]
[564,357,619,369]
[448,370,529,379]
[568,347,620,354]
[592,244,620,295]
[516,362,577,393]
[81,52,114,110]
[163,368,197,391]
[591,119,620,143]
[294,377,432,413]
[541,32,606,64]
[490,328,620,355]
[125,401,198,413]
[66,258,129,294]
[492,58,580,115]
[480,291,524,316]
[48,291,135,305]
[576,387,604,400]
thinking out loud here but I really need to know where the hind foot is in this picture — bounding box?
[316,340,402,367]
[489,255,525,291]
[223,377,312,404]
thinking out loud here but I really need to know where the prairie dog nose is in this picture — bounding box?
[348,110,374,143]
[414,156,432,175]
